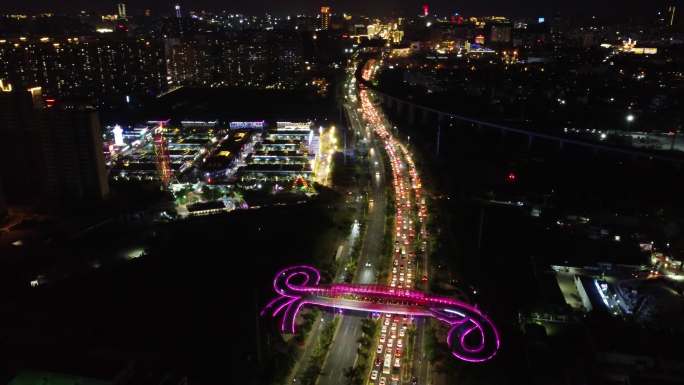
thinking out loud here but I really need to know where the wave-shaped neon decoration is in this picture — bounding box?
[262,265,500,363]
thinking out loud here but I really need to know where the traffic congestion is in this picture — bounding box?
[358,72,429,385]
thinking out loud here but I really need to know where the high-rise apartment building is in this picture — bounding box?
[490,24,512,44]
[165,37,214,87]
[0,80,109,203]
[165,31,303,89]
[39,103,110,201]
[0,28,308,104]
[0,80,43,203]
[0,37,167,106]
[320,6,331,30]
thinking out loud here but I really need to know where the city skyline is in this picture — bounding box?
[1,3,683,385]
[1,0,675,18]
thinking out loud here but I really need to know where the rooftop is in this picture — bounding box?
[8,371,110,385]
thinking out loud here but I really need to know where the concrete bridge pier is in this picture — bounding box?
[421,108,431,125]
[385,96,394,111]
[408,104,416,125]
[396,99,405,119]
[436,113,447,157]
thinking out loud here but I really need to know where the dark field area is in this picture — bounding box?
[0,196,349,385]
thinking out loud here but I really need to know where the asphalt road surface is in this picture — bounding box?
[316,101,389,385]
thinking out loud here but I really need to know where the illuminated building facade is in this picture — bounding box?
[113,124,124,146]
[239,122,316,186]
[666,5,676,26]
[165,38,214,87]
[391,30,404,44]
[117,3,127,19]
[366,21,404,43]
[0,21,314,104]
[490,24,512,44]
[320,6,331,30]
[619,39,657,55]
[165,32,304,89]
[0,37,166,106]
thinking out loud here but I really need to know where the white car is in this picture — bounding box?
[380,333,386,343]
[371,370,378,381]
[379,377,386,385]
[394,358,401,368]
[397,339,403,348]
[387,339,393,348]
[377,344,383,354]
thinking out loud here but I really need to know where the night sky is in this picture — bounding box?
[2,0,674,18]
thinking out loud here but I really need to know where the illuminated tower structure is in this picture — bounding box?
[174,3,183,36]
[667,5,677,26]
[113,124,125,146]
[117,2,127,19]
[422,4,429,17]
[320,6,331,30]
[153,121,173,188]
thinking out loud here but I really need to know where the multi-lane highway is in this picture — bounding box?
[359,84,429,385]
[315,77,390,385]
[308,58,431,385]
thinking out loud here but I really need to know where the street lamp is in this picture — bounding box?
[626,114,635,123]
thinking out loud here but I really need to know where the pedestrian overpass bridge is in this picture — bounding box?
[262,265,501,363]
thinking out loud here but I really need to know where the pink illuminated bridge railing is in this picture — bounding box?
[262,265,500,363]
